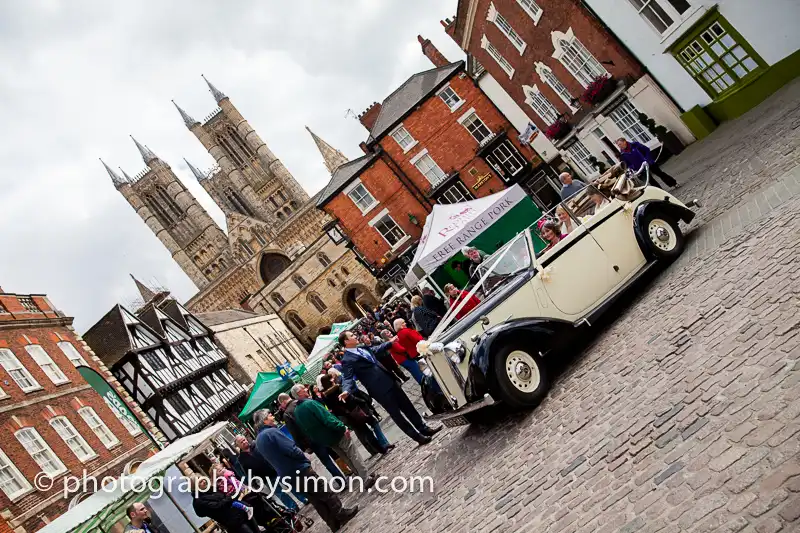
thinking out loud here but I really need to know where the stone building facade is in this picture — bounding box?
[103,79,379,350]
[196,309,307,378]
[443,0,695,180]
[314,42,552,288]
[0,286,159,533]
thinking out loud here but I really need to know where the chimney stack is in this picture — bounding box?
[418,35,450,68]
[358,102,382,132]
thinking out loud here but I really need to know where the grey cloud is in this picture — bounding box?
[0,0,463,332]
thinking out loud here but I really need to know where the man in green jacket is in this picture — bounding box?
[291,384,377,488]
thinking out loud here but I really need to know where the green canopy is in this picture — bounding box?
[238,372,292,421]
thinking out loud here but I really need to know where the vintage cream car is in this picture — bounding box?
[421,173,698,425]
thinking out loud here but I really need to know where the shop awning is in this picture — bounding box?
[404,185,528,286]
[237,372,292,421]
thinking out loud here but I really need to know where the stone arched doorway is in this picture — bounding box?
[342,284,379,318]
[259,252,291,285]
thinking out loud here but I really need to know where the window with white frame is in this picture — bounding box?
[16,427,66,476]
[372,214,407,248]
[57,341,88,367]
[437,85,463,111]
[0,446,32,500]
[346,182,378,214]
[523,85,560,124]
[78,406,120,449]
[459,110,493,145]
[50,416,96,462]
[517,0,543,24]
[607,100,654,145]
[0,348,40,392]
[107,402,141,436]
[535,62,577,111]
[487,140,527,180]
[25,345,69,385]
[480,35,515,78]
[390,125,416,152]
[487,3,526,53]
[437,181,474,204]
[628,0,691,34]
[412,151,447,185]
[552,29,609,87]
[564,140,597,178]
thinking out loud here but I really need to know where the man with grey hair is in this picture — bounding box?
[559,171,587,200]
[253,409,358,532]
[278,391,343,478]
[291,385,377,487]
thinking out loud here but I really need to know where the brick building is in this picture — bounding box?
[0,287,158,533]
[315,39,554,288]
[444,0,696,181]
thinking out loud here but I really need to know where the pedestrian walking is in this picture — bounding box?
[338,330,442,445]
[410,295,441,338]
[253,409,358,532]
[389,321,426,384]
[234,435,302,510]
[616,137,678,189]
[291,384,378,486]
[277,393,345,478]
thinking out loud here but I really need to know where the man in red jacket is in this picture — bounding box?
[388,321,425,384]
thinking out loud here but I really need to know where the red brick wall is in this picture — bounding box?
[377,71,537,196]
[0,323,152,532]
[322,158,430,268]
[448,0,644,132]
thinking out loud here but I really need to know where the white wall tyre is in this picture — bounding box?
[491,344,550,409]
[643,213,684,260]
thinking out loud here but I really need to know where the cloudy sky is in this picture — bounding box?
[0,0,463,331]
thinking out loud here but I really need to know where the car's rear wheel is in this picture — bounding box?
[643,213,684,260]
[491,345,550,409]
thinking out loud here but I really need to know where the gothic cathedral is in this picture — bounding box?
[102,77,380,349]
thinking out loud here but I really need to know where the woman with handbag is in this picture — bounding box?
[320,374,393,456]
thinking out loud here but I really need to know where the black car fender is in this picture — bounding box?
[465,318,572,400]
[633,200,696,258]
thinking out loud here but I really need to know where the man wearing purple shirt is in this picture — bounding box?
[616,138,677,189]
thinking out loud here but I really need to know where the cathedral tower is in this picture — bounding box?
[306,126,350,174]
[103,139,232,289]
[173,77,309,228]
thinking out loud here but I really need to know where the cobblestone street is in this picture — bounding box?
[302,84,800,533]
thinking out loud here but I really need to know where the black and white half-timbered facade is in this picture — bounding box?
[84,282,247,442]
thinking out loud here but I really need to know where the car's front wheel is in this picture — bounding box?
[643,213,684,260]
[491,345,550,409]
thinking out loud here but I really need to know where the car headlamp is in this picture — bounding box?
[444,340,467,364]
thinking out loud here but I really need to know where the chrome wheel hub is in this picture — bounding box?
[505,351,541,393]
[648,218,677,252]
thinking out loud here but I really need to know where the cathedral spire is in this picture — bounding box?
[130,136,158,164]
[119,167,134,182]
[130,274,158,304]
[172,100,199,128]
[101,159,126,188]
[184,159,207,181]
[306,126,350,174]
[201,74,227,104]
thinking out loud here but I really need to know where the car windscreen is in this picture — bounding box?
[474,232,532,297]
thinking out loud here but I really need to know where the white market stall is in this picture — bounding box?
[404,185,540,287]
[38,422,228,533]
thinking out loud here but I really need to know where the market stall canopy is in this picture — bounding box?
[38,422,228,533]
[238,372,292,421]
[404,185,528,286]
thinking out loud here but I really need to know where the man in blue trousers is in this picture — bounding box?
[337,330,442,445]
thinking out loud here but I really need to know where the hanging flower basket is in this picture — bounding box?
[581,75,615,105]
[544,118,571,141]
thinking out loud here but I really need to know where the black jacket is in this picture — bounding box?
[412,306,442,338]
[237,447,277,483]
[283,400,311,450]
[422,294,447,317]
[192,489,249,531]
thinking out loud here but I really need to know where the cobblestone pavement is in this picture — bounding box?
[663,77,800,227]
[296,86,800,533]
